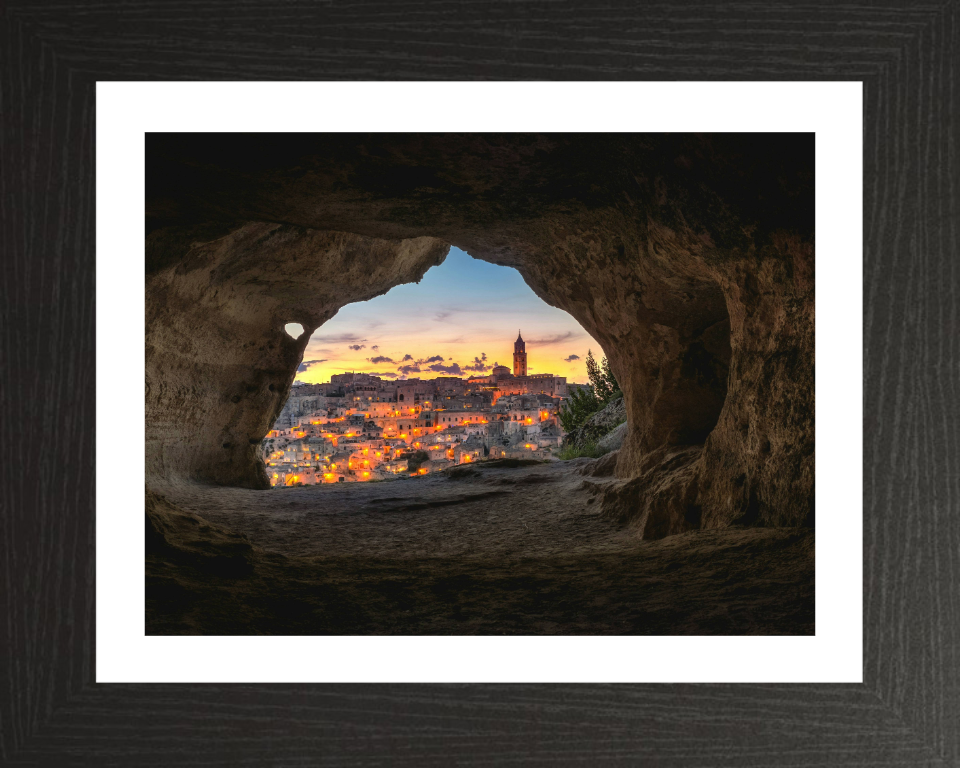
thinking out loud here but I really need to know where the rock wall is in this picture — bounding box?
[146,134,814,533]
[598,422,629,453]
[146,224,448,487]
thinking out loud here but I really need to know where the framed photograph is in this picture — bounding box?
[4,4,955,765]
[105,84,852,684]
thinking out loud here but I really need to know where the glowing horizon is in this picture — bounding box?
[294,247,601,386]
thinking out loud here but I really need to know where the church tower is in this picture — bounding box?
[513,330,527,376]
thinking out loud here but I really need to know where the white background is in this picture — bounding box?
[97,82,862,683]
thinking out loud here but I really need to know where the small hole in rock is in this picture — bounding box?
[284,322,304,339]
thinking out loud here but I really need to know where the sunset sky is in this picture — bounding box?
[295,247,601,385]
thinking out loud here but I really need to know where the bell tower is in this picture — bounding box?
[513,330,527,376]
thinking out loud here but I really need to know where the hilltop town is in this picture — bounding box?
[264,332,585,486]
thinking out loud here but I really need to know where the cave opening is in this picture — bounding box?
[261,246,611,488]
[283,322,305,339]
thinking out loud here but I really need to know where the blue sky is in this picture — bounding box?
[296,247,600,384]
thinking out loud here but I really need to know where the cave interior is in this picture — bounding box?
[145,133,814,635]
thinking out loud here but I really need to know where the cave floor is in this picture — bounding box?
[147,459,814,635]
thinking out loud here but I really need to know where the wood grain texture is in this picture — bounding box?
[1,0,957,764]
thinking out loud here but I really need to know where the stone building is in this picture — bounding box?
[434,376,467,396]
[382,458,409,474]
[454,436,484,464]
[396,379,433,405]
[513,331,528,376]
[267,328,568,470]
[495,373,567,398]
[472,331,569,398]
[432,409,489,428]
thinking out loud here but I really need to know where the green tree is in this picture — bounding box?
[603,357,621,402]
[560,350,622,433]
[586,349,620,404]
[584,350,607,401]
[558,385,598,432]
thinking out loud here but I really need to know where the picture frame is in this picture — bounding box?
[3,2,955,764]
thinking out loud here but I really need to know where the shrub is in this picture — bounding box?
[558,384,600,432]
[559,350,622,432]
[401,450,430,471]
[557,442,609,460]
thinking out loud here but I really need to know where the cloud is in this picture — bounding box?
[297,359,327,372]
[311,333,366,344]
[563,354,581,362]
[368,355,395,364]
[428,362,463,375]
[367,371,399,378]
[527,331,579,346]
[463,352,490,372]
[371,345,379,351]
[432,306,501,321]
[348,344,366,351]
[396,355,444,374]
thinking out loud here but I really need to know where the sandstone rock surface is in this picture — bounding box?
[597,421,629,453]
[148,461,813,635]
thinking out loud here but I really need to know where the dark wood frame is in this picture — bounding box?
[3,2,956,765]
